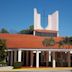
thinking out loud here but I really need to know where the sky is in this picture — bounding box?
[0,0,72,36]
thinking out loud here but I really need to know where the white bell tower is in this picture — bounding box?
[34,8,43,30]
[33,8,59,36]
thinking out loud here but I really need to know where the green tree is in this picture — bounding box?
[0,39,7,66]
[18,29,33,34]
[63,37,70,48]
[42,38,55,47]
[63,37,69,44]
[18,25,34,34]
[0,28,9,33]
[28,25,34,31]
[58,37,72,48]
[42,38,49,47]
[58,40,64,48]
[69,36,72,45]
[49,37,55,46]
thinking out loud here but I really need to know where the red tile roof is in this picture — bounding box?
[0,33,71,49]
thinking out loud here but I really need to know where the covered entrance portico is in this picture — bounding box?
[7,48,72,68]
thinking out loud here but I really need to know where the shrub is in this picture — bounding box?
[63,62,68,67]
[13,62,22,69]
[0,61,7,67]
[48,62,52,67]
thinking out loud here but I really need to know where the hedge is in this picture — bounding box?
[13,62,22,69]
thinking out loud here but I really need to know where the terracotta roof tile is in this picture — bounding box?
[0,33,71,49]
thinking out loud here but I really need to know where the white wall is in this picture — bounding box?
[45,11,59,31]
[34,8,43,30]
[34,8,59,35]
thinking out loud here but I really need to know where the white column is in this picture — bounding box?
[52,52,56,68]
[70,51,72,54]
[33,31,35,36]
[36,51,39,68]
[18,49,22,62]
[49,51,51,62]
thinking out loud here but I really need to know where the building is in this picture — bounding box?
[0,8,72,68]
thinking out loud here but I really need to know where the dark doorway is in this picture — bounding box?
[22,51,26,66]
[33,53,36,67]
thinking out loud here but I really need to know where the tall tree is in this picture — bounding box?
[0,39,7,66]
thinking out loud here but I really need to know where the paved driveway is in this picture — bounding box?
[1,70,72,72]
